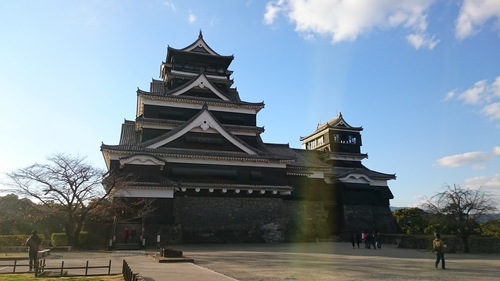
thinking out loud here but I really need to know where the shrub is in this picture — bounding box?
[0,234,45,246]
[51,232,89,248]
[51,233,68,246]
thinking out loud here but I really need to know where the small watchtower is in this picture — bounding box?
[300,113,367,162]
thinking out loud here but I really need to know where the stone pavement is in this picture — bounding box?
[2,242,499,280]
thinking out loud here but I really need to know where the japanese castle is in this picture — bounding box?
[101,31,398,244]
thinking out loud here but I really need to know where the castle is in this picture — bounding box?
[101,32,399,245]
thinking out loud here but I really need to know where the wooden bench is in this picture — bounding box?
[49,246,72,251]
[38,249,51,258]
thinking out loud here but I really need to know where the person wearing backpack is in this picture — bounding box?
[25,230,41,271]
[432,233,446,269]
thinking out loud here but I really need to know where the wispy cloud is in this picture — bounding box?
[458,80,487,105]
[436,151,492,168]
[163,1,177,12]
[406,33,440,50]
[494,146,500,155]
[446,76,500,122]
[464,173,500,192]
[482,102,500,120]
[188,10,197,23]
[455,0,500,40]
[263,0,439,50]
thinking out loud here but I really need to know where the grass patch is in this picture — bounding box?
[0,274,124,281]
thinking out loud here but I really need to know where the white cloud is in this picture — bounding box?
[436,151,492,168]
[443,90,455,101]
[264,0,285,25]
[263,0,438,49]
[458,79,487,104]
[188,10,197,23]
[494,146,500,155]
[482,102,500,120]
[492,77,500,98]
[455,0,500,40]
[463,173,500,192]
[163,1,176,12]
[446,76,500,124]
[406,33,439,50]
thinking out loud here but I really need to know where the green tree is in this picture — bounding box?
[4,154,117,248]
[393,207,428,234]
[0,194,37,235]
[423,184,498,253]
[481,220,500,237]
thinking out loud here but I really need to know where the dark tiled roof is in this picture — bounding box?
[137,89,264,110]
[333,166,396,181]
[119,120,139,146]
[166,73,235,101]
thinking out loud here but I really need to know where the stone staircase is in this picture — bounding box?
[114,242,141,250]
[114,223,141,250]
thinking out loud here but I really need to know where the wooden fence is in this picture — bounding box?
[122,259,142,281]
[0,259,112,277]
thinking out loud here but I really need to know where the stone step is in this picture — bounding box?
[114,243,141,251]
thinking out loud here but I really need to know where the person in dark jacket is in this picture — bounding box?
[433,233,446,269]
[25,230,41,271]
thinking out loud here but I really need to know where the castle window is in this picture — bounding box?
[334,134,357,144]
[317,136,324,146]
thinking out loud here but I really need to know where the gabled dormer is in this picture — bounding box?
[168,73,231,101]
[161,30,234,81]
[140,104,259,155]
[300,113,367,161]
[180,30,221,55]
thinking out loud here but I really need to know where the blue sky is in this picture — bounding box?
[1,0,499,208]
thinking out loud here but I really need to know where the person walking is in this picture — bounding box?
[433,233,446,269]
[349,232,356,249]
[355,232,361,249]
[123,227,130,243]
[375,232,382,249]
[25,230,41,271]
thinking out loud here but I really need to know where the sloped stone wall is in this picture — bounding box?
[283,200,331,241]
[173,197,332,243]
[174,196,288,243]
[343,205,400,233]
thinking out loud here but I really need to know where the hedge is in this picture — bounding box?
[0,234,46,246]
[51,232,89,247]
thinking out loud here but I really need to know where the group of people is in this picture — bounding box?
[122,227,137,243]
[350,231,382,249]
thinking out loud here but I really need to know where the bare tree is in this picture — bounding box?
[4,153,115,248]
[423,184,498,253]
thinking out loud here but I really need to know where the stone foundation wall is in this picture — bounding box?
[174,197,288,243]
[343,204,400,233]
[173,197,331,243]
[283,200,331,240]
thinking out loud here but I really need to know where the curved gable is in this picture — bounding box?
[143,107,258,155]
[170,74,229,101]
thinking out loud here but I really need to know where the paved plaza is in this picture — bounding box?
[1,242,499,280]
[175,242,500,281]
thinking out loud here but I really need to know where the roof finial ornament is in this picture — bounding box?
[198,29,203,39]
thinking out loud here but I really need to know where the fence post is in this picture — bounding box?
[60,261,64,277]
[108,260,112,275]
[85,260,89,276]
[12,260,17,273]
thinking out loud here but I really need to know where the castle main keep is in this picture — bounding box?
[101,32,399,244]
